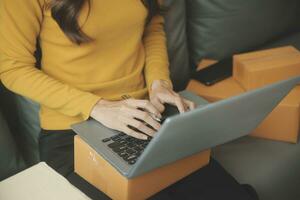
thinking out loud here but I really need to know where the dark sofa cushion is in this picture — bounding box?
[263,31,300,50]
[164,0,190,91]
[186,0,300,66]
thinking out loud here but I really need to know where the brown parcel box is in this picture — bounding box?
[233,46,300,90]
[187,77,300,143]
[74,136,211,200]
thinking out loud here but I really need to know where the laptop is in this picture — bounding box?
[71,76,300,179]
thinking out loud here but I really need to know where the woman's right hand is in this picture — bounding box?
[90,99,162,140]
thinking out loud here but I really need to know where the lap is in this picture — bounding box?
[38,129,76,177]
[68,159,257,200]
[38,129,258,200]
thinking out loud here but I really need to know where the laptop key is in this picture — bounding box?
[102,138,111,143]
[118,140,127,145]
[118,151,127,157]
[127,143,136,148]
[111,135,119,139]
[134,152,141,157]
[112,137,122,142]
[128,159,137,165]
[134,146,143,152]
[113,146,127,153]
[111,134,126,141]
[122,154,130,160]
[141,143,148,148]
[126,149,136,155]
[136,140,144,145]
[125,137,134,142]
[124,155,137,162]
[108,142,121,149]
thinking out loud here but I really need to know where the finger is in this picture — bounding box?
[120,116,155,137]
[121,106,161,130]
[174,95,186,113]
[183,99,197,110]
[141,114,161,131]
[131,99,162,118]
[155,91,187,113]
[150,97,165,113]
[121,125,148,140]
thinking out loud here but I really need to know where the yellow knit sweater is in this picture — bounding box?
[0,0,171,130]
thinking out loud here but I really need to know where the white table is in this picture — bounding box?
[0,162,91,200]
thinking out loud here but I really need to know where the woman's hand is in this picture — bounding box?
[90,99,162,140]
[149,80,196,113]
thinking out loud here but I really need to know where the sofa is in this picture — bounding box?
[1,0,300,199]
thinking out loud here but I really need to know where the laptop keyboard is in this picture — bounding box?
[101,110,173,165]
[102,133,152,165]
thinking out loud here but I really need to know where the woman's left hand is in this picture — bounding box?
[149,80,197,113]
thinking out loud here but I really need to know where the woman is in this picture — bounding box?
[0,0,195,176]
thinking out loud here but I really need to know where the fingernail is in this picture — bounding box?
[143,136,148,140]
[151,113,161,121]
[152,112,160,118]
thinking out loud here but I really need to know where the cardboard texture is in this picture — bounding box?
[74,136,211,200]
[188,58,300,143]
[233,46,300,90]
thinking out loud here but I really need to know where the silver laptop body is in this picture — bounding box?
[72,76,300,179]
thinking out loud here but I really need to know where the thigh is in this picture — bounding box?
[151,159,256,200]
[38,129,76,177]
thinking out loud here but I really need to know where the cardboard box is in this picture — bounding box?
[234,46,299,64]
[233,46,300,90]
[188,78,244,102]
[74,136,211,200]
[188,75,300,143]
[252,86,300,142]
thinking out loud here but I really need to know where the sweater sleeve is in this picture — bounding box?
[143,14,173,90]
[0,0,101,120]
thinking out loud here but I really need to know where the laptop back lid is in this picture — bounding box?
[127,76,300,178]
